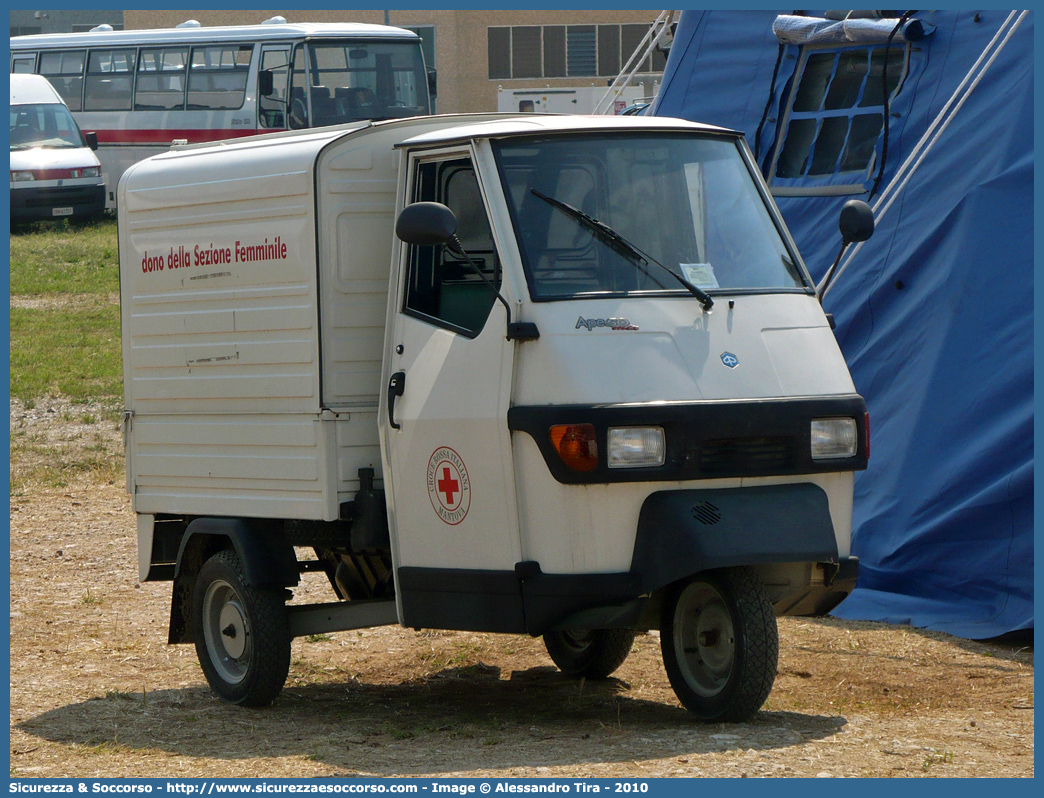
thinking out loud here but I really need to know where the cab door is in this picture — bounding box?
[257,44,291,130]
[379,147,524,631]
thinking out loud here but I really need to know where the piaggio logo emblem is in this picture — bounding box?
[720,352,739,368]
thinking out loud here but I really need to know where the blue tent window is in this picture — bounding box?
[774,45,906,181]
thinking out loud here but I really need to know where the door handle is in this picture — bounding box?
[388,371,406,430]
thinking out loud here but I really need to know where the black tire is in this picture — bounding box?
[192,549,291,707]
[660,567,778,722]
[543,629,637,678]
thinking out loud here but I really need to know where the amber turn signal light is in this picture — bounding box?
[550,423,598,472]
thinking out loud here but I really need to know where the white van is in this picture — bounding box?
[10,73,105,223]
[118,113,871,721]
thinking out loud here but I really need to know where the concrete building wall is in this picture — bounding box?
[10,9,124,37]
[122,9,665,113]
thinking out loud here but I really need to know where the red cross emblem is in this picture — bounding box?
[427,447,471,525]
[437,466,459,506]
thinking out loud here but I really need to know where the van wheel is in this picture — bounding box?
[193,549,290,707]
[660,567,777,722]
[543,629,637,678]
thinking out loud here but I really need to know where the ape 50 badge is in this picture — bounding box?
[427,447,471,525]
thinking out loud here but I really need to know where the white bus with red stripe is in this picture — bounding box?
[10,17,433,208]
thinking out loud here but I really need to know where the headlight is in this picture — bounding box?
[811,418,857,459]
[11,170,35,182]
[80,166,101,178]
[608,426,665,468]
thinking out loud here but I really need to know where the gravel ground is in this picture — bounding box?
[8,402,1034,778]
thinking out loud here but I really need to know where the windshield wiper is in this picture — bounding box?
[529,188,713,310]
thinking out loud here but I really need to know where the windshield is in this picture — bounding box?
[10,103,86,151]
[493,134,808,300]
[293,39,429,127]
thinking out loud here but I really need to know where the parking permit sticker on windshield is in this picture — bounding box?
[681,262,719,289]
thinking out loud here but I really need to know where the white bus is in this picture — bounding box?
[10,17,434,208]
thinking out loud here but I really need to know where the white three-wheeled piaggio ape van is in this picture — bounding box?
[118,113,872,722]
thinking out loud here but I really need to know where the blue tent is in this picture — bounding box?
[652,10,1033,639]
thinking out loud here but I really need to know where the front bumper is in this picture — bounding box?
[11,184,106,222]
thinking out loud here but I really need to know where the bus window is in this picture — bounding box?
[39,50,84,111]
[84,49,135,111]
[258,46,290,129]
[11,54,37,74]
[187,44,252,111]
[306,41,428,125]
[135,48,187,111]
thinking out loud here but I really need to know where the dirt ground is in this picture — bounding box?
[8,400,1034,778]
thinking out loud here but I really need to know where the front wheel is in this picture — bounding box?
[660,567,778,722]
[192,549,291,707]
[543,629,637,678]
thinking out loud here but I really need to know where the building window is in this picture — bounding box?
[488,27,511,80]
[597,25,620,77]
[512,26,542,79]
[566,26,596,76]
[773,45,906,181]
[488,23,663,80]
[543,27,565,78]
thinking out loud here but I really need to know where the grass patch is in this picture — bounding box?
[9,424,124,494]
[9,217,120,296]
[10,304,122,403]
[81,588,103,606]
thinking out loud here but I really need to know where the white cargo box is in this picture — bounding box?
[118,116,503,522]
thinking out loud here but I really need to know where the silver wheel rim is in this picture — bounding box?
[202,578,251,685]
[673,581,735,697]
[559,630,594,653]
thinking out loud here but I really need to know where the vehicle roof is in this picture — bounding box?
[9,21,419,50]
[127,113,739,179]
[10,72,64,105]
[396,113,738,148]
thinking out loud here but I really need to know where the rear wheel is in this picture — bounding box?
[660,567,777,722]
[193,549,290,707]
[543,629,637,678]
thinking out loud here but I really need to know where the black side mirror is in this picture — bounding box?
[427,67,437,99]
[84,131,98,151]
[258,70,275,97]
[839,199,875,244]
[396,202,457,247]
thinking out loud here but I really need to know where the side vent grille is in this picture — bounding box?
[691,500,722,526]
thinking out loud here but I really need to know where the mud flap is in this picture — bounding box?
[632,483,839,594]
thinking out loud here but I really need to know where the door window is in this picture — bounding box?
[403,157,501,337]
[258,47,290,128]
